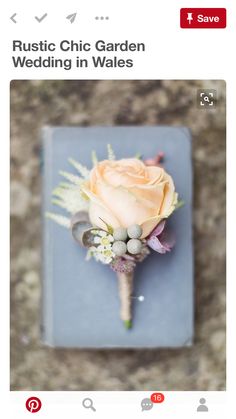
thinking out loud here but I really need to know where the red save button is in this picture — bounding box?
[180,8,226,28]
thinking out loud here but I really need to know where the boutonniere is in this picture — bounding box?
[47,145,183,329]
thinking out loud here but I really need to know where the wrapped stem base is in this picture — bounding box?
[117,271,134,329]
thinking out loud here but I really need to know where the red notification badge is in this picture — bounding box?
[150,392,165,403]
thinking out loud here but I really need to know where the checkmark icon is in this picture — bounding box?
[35,13,47,23]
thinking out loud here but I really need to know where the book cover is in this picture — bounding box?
[42,126,193,348]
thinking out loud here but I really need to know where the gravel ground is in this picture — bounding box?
[10,80,226,391]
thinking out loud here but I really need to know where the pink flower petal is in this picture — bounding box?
[148,220,166,238]
[147,235,168,254]
[159,230,176,250]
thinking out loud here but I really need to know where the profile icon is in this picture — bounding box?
[197,398,208,412]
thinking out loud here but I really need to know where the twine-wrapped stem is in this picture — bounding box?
[117,271,134,329]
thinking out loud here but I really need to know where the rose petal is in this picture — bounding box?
[159,173,176,216]
[144,158,157,166]
[89,200,121,230]
[84,158,177,238]
[82,182,121,230]
[146,166,165,184]
[129,183,166,213]
[96,181,155,227]
[140,215,163,238]
[102,158,147,187]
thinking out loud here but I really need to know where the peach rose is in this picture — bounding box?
[82,158,178,238]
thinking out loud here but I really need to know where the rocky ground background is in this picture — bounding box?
[10,80,226,390]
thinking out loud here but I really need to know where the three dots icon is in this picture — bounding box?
[95,16,109,20]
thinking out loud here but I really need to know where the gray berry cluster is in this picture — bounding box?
[112,224,143,256]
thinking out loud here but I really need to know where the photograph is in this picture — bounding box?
[10,80,226,391]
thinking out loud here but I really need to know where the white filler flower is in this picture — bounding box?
[87,230,115,264]
[93,230,114,248]
[88,245,115,264]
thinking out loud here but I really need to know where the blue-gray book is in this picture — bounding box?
[42,126,193,348]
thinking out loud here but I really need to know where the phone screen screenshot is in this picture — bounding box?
[1,0,235,418]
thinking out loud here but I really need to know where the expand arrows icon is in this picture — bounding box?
[66,13,77,23]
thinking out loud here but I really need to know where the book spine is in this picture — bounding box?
[41,127,55,346]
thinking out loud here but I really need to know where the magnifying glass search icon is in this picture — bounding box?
[204,96,209,102]
[82,398,96,412]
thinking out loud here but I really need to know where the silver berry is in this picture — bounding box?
[112,241,127,256]
[127,224,142,239]
[113,227,128,241]
[127,239,142,255]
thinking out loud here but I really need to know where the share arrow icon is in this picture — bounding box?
[66,13,77,23]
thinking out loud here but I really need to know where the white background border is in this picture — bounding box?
[1,0,235,417]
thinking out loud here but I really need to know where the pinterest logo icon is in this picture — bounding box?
[25,397,42,413]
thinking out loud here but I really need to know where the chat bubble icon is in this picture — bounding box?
[141,398,153,411]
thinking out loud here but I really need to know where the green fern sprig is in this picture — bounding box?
[45,212,71,228]
[107,144,115,161]
[68,158,90,178]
